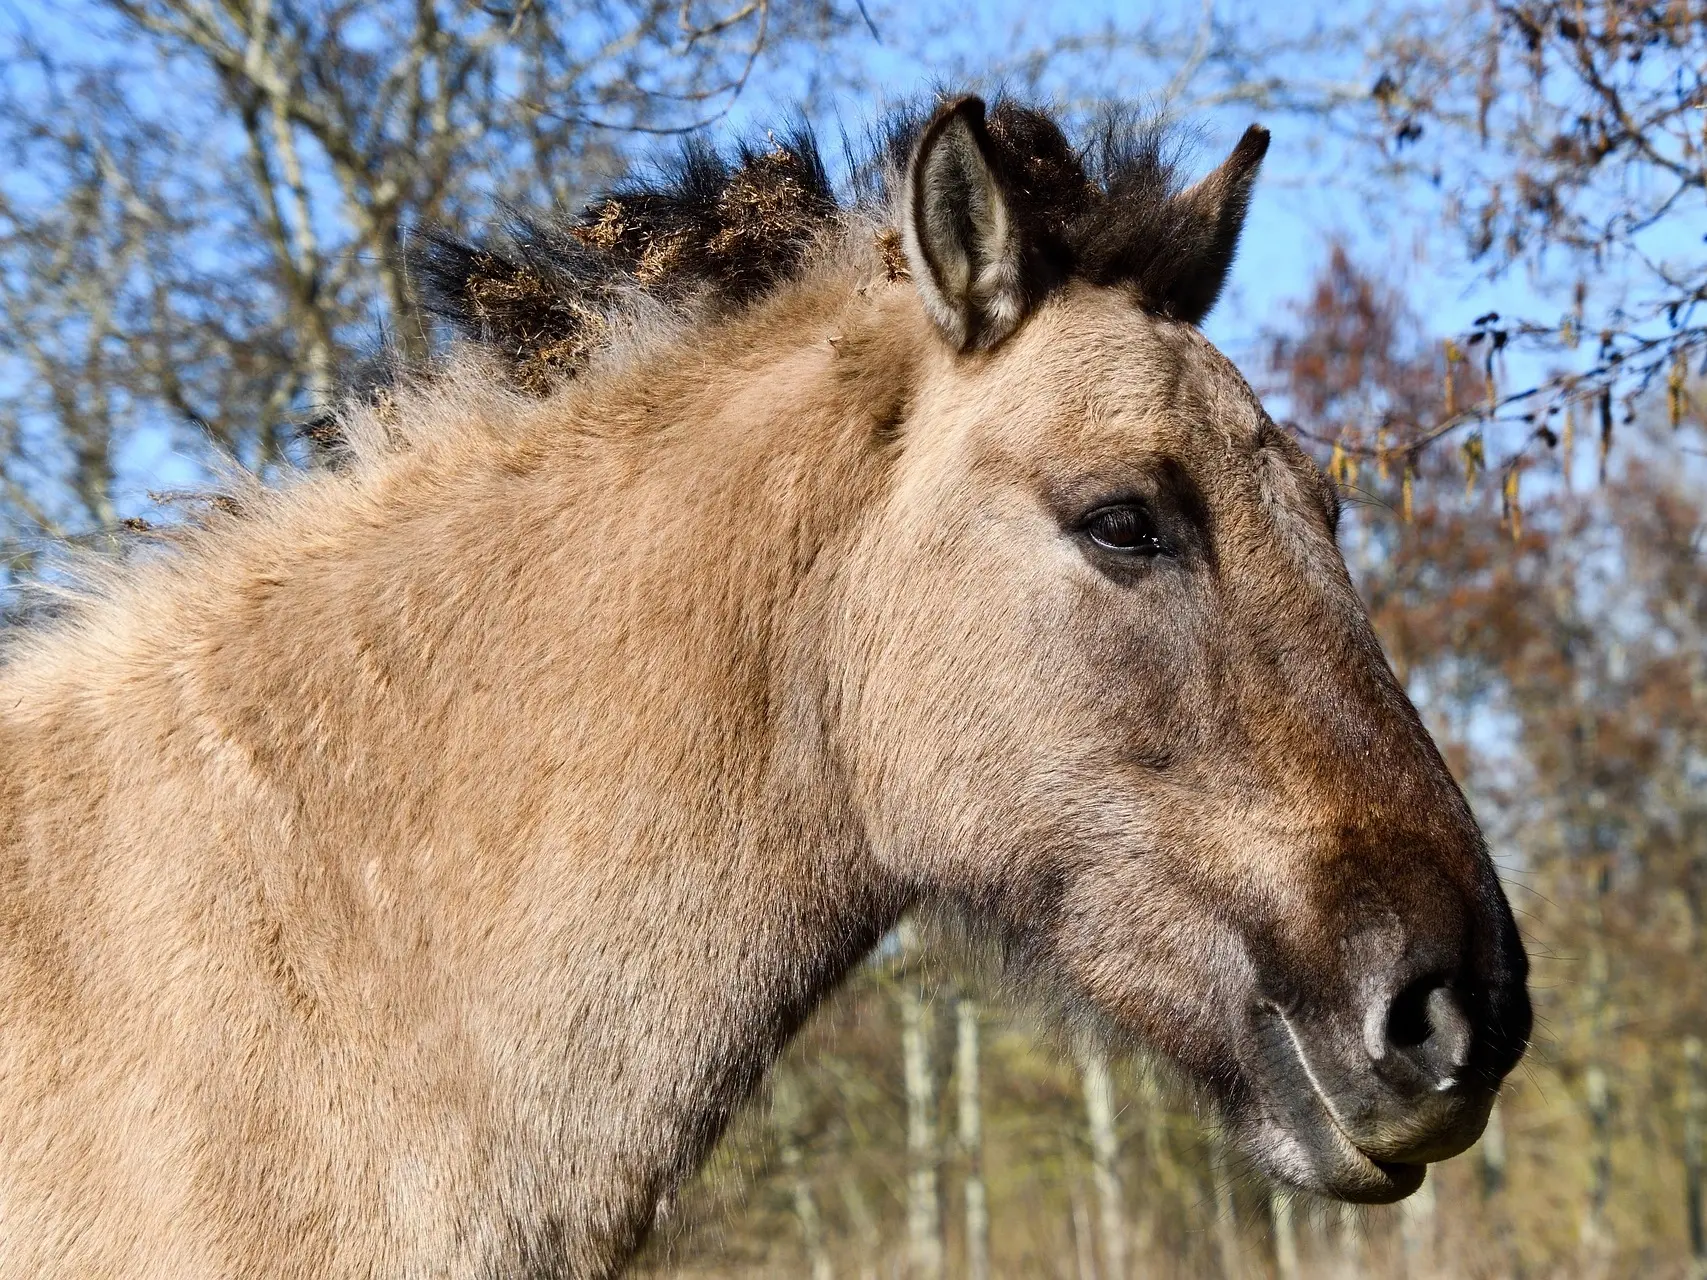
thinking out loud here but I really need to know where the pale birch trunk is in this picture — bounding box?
[956,998,990,1280]
[1208,1139,1242,1280]
[1068,1168,1101,1280]
[1580,868,1614,1279]
[1330,1203,1364,1280]
[774,1073,834,1280]
[897,922,944,1280]
[1480,1096,1507,1199]
[1132,1061,1166,1258]
[840,1177,882,1280]
[1269,1190,1300,1280]
[783,1137,834,1280]
[1398,1170,1437,1280]
[1479,1097,1517,1280]
[1078,1043,1128,1280]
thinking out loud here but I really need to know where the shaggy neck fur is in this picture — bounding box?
[0,262,914,1279]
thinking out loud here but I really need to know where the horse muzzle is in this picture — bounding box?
[1231,956,1530,1203]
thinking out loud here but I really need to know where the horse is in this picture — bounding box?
[0,95,1529,1278]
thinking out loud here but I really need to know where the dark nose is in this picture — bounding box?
[1371,976,1474,1093]
[1233,904,1530,1198]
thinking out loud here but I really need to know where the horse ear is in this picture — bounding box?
[902,97,1029,352]
[1158,124,1270,325]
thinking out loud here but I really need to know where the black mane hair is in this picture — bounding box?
[407,96,1250,396]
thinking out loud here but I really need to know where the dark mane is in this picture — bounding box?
[408,96,1230,396]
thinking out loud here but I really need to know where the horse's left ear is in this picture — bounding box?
[1157,124,1270,325]
[902,96,1029,352]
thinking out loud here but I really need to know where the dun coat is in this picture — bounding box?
[0,96,1529,1278]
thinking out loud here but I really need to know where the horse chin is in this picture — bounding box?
[1228,1103,1428,1205]
[1225,1008,1434,1205]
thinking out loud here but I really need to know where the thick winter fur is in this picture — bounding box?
[0,96,1527,1278]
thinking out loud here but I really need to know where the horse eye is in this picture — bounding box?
[1083,503,1162,554]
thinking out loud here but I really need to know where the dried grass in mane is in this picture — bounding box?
[406,98,1221,401]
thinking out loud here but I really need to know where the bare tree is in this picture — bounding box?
[955,997,990,1280]
[775,1071,835,1280]
[0,0,864,584]
[1208,1138,1243,1280]
[1321,1,1707,484]
[1399,1173,1438,1279]
[897,921,944,1280]
[1269,1190,1300,1280]
[1077,1041,1128,1280]
[1066,1157,1100,1280]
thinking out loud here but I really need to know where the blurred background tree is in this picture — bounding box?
[3,1,1705,1275]
[0,0,864,571]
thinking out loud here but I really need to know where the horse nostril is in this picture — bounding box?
[1386,977,1434,1050]
[1381,977,1473,1079]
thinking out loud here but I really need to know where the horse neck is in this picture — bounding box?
[0,285,915,1272]
[415,330,910,1259]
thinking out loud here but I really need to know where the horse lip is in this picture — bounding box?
[1241,1005,1430,1204]
[1272,993,1498,1153]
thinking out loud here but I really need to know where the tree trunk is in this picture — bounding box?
[898,923,944,1280]
[1067,1168,1100,1280]
[1479,1098,1515,1280]
[840,1176,882,1280]
[1269,1189,1300,1280]
[1330,1202,1363,1280]
[1480,1096,1507,1198]
[1580,870,1614,1279]
[1208,1140,1242,1280]
[1686,1035,1706,1280]
[774,1073,833,1280]
[1132,1061,1165,1259]
[956,998,990,1280]
[1398,1170,1437,1280]
[1079,1042,1128,1280]
[782,1132,834,1280]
